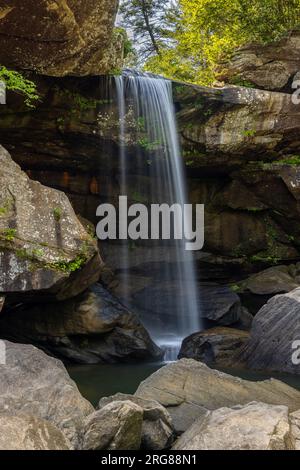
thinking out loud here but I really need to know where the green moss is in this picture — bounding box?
[276,155,300,165]
[131,191,148,203]
[229,76,256,88]
[0,207,7,216]
[246,207,262,212]
[53,207,62,222]
[242,129,256,138]
[0,228,17,241]
[55,88,109,113]
[249,253,280,264]
[230,284,241,293]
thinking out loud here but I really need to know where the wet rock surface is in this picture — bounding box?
[0,284,162,364]
[179,327,250,366]
[135,359,300,433]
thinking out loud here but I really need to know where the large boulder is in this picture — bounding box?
[238,288,300,374]
[220,30,300,91]
[239,265,300,295]
[0,284,162,363]
[0,413,71,450]
[0,341,94,448]
[82,401,143,450]
[199,284,244,325]
[179,327,250,366]
[0,0,122,76]
[0,145,101,302]
[98,393,175,450]
[135,359,300,433]
[173,402,295,450]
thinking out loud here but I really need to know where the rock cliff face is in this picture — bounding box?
[1,76,300,273]
[219,30,300,92]
[0,0,122,76]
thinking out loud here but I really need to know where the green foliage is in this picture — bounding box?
[138,137,162,151]
[51,241,91,273]
[52,256,86,273]
[110,68,122,76]
[0,66,39,108]
[114,27,134,58]
[143,0,300,85]
[136,116,146,131]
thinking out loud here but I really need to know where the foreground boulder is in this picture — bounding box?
[0,284,162,363]
[135,359,300,433]
[0,0,121,76]
[83,401,143,450]
[0,341,94,447]
[0,414,71,450]
[98,393,174,450]
[179,327,250,366]
[0,145,101,302]
[173,402,294,450]
[238,288,300,374]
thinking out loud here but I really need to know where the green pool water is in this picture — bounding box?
[67,362,300,407]
[67,362,163,407]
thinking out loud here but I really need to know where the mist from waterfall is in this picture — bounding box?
[114,70,201,361]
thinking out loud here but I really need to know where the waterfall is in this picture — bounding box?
[114,70,201,362]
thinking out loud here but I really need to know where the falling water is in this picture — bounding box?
[115,70,201,361]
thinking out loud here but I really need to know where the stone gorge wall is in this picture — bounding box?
[1,3,300,362]
[1,76,300,278]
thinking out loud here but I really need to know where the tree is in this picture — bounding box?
[144,0,300,85]
[119,0,178,62]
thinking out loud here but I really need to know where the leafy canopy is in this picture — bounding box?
[125,0,300,85]
[0,66,39,108]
